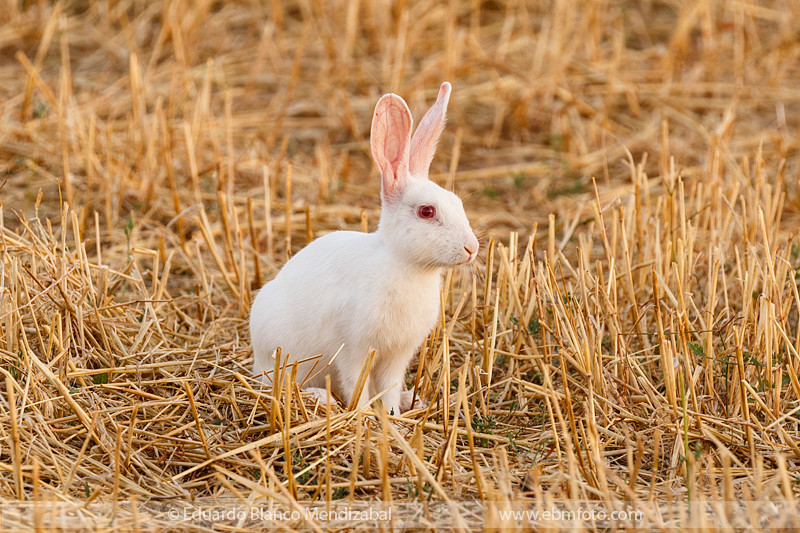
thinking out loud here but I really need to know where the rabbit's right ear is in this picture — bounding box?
[409,82,451,179]
[371,94,413,204]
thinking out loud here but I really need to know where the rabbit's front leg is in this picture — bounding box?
[336,359,372,410]
[371,350,415,416]
[399,389,425,412]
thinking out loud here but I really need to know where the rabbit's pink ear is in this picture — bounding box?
[371,94,413,203]
[409,82,452,178]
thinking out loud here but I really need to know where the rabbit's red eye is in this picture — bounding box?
[417,205,436,219]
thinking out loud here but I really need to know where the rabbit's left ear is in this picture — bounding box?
[409,82,452,179]
[371,94,413,204]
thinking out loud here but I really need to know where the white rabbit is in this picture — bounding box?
[250,82,479,416]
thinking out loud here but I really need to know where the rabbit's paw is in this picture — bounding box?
[304,387,334,406]
[399,390,426,413]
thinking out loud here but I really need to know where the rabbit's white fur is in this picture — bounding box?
[250,82,478,416]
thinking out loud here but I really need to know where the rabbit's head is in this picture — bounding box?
[371,82,479,269]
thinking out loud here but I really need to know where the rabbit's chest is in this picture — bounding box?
[362,276,440,353]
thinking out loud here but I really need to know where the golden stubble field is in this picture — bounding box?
[1,0,800,530]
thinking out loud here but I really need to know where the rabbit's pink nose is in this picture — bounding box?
[465,235,479,256]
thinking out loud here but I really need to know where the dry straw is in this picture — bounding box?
[1,0,800,530]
